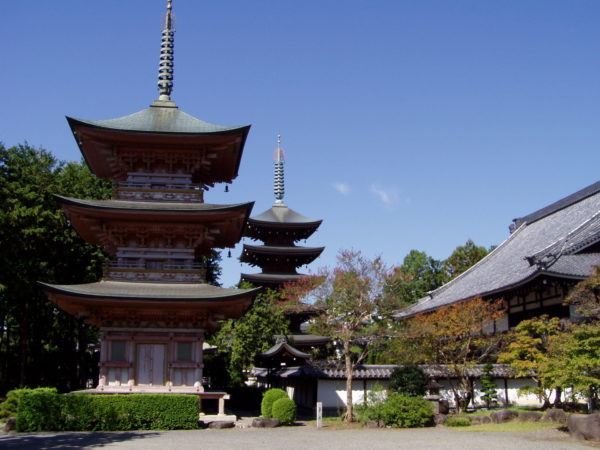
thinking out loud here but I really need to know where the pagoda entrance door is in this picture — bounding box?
[136,344,166,386]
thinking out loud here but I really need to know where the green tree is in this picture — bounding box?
[304,250,398,422]
[566,266,600,320]
[497,315,564,407]
[0,143,110,394]
[479,362,498,408]
[542,322,600,410]
[442,239,489,281]
[209,288,289,386]
[385,250,445,306]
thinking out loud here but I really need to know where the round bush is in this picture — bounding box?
[389,365,428,397]
[260,388,288,418]
[444,417,471,427]
[367,394,434,428]
[271,397,296,425]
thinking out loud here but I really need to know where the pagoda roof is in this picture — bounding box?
[241,272,308,287]
[40,280,261,330]
[40,280,258,301]
[242,244,325,257]
[67,102,248,135]
[55,195,253,215]
[249,204,322,226]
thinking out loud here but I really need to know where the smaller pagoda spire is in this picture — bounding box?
[274,135,285,205]
[157,0,175,101]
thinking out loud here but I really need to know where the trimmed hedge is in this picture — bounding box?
[445,417,471,427]
[0,388,57,420]
[16,392,199,431]
[357,393,434,428]
[260,388,288,418]
[271,397,296,425]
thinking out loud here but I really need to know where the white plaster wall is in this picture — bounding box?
[316,379,388,409]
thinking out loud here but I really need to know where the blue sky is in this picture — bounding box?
[3,1,600,287]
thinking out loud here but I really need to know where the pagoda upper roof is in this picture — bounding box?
[67,102,248,135]
[250,204,322,226]
[241,272,308,287]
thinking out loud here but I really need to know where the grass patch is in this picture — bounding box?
[457,406,540,418]
[452,421,558,432]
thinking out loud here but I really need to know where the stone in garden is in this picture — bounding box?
[490,409,518,424]
[364,420,383,428]
[568,414,600,441]
[3,417,16,432]
[208,421,235,429]
[470,415,491,425]
[543,408,567,424]
[433,414,447,426]
[518,411,542,422]
[251,418,281,428]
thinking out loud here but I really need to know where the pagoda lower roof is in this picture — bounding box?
[241,272,308,286]
[40,280,261,330]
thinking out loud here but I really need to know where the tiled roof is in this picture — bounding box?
[250,204,322,225]
[252,363,519,380]
[67,104,248,135]
[39,280,260,301]
[396,181,600,318]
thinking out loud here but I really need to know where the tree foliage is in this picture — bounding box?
[388,365,428,397]
[566,266,600,320]
[302,250,398,421]
[403,297,505,412]
[209,288,289,386]
[442,239,489,281]
[497,315,563,406]
[0,143,111,394]
[385,250,445,306]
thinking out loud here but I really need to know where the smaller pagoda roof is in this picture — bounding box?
[67,103,248,135]
[241,272,307,285]
[242,244,325,257]
[250,204,322,226]
[257,340,311,360]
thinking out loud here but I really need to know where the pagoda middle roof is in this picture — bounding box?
[249,204,322,226]
[242,244,325,256]
[54,195,253,214]
[67,103,248,135]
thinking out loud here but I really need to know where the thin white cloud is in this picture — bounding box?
[370,183,399,209]
[332,182,351,195]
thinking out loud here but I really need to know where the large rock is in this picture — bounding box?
[518,411,542,422]
[363,420,384,428]
[470,415,491,425]
[544,408,567,424]
[251,417,281,428]
[3,417,16,432]
[490,409,518,424]
[208,421,235,429]
[568,414,600,441]
[433,414,447,426]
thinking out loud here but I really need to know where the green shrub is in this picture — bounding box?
[358,393,434,428]
[389,365,428,397]
[0,388,57,420]
[261,388,288,418]
[445,416,471,427]
[16,392,199,431]
[271,397,296,425]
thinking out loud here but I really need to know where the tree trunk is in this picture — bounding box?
[343,341,354,422]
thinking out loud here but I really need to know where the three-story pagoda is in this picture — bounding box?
[40,1,260,394]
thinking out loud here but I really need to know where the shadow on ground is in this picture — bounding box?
[0,431,160,449]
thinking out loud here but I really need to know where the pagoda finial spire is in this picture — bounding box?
[157,0,175,101]
[273,135,285,205]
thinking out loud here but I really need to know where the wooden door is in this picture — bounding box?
[136,344,166,386]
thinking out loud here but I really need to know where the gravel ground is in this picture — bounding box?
[0,425,596,450]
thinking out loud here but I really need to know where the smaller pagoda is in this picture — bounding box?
[241,136,324,288]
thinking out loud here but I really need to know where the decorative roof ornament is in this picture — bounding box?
[157,0,175,101]
[273,135,285,205]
